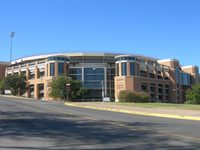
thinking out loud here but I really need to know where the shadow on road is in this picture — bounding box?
[0,110,199,150]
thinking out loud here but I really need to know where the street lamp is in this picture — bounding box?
[101,80,104,101]
[10,32,15,65]
[66,83,71,101]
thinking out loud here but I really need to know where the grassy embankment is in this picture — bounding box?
[97,102,200,110]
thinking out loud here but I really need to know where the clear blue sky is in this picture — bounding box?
[0,0,199,66]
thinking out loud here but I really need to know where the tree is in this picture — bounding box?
[186,84,200,104]
[49,76,87,101]
[0,78,5,94]
[3,74,26,96]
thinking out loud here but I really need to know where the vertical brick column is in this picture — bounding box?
[119,62,122,76]
[55,62,58,77]
[127,62,130,76]
[45,63,48,77]
[35,67,39,79]
[34,84,39,99]
[64,63,67,76]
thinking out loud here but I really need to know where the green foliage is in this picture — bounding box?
[118,90,150,103]
[49,76,87,101]
[186,84,200,104]
[2,74,26,96]
[0,78,5,94]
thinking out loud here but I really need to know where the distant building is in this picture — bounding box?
[5,52,199,103]
[114,55,199,103]
[0,61,9,78]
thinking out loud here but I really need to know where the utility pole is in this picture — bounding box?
[10,32,15,65]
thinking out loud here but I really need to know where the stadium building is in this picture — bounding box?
[5,52,199,103]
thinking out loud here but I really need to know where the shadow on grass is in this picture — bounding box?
[0,110,199,150]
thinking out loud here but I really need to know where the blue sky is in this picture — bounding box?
[0,0,199,66]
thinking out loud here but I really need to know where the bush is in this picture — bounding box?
[118,90,150,103]
[186,84,200,104]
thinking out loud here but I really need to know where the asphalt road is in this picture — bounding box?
[0,96,200,150]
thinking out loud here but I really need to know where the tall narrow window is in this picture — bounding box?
[121,62,127,76]
[58,62,64,75]
[50,63,55,76]
[130,62,135,76]
[116,63,119,76]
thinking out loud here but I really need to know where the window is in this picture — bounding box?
[121,62,127,76]
[58,62,64,75]
[130,62,135,76]
[115,56,135,61]
[69,68,82,81]
[157,71,163,79]
[30,70,35,79]
[47,56,69,61]
[140,71,148,77]
[150,83,156,101]
[116,63,119,76]
[70,68,82,74]
[29,85,34,98]
[181,73,191,85]
[84,68,104,89]
[141,83,148,92]
[149,72,156,78]
[175,69,180,84]
[50,63,55,76]
[39,71,45,78]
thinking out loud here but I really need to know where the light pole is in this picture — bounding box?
[10,32,15,65]
[101,80,104,101]
[66,83,71,101]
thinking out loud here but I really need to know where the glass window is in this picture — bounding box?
[84,68,104,89]
[115,57,136,61]
[70,75,82,81]
[50,63,55,76]
[48,56,69,62]
[70,68,82,74]
[130,62,135,76]
[181,73,191,85]
[141,83,148,92]
[58,62,64,75]
[116,63,119,76]
[121,62,127,76]
[175,69,180,84]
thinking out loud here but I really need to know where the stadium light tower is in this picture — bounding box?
[10,32,15,65]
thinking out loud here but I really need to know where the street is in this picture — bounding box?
[0,96,200,150]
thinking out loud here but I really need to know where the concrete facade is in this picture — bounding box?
[115,56,199,103]
[5,53,117,100]
[6,54,70,99]
[5,52,199,103]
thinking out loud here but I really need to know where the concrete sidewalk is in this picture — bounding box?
[65,102,200,121]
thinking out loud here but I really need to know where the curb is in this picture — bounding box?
[64,103,200,121]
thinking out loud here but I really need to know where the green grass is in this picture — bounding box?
[98,102,200,110]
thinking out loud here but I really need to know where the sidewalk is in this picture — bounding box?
[65,102,200,121]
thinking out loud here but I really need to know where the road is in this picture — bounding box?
[0,96,200,150]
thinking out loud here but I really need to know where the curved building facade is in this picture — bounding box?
[6,53,117,100]
[5,52,199,103]
[115,55,199,103]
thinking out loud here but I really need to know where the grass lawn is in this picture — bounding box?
[98,102,200,110]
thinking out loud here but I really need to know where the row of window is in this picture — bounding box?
[175,69,191,85]
[141,83,170,101]
[50,62,65,76]
[115,56,136,61]
[47,56,69,62]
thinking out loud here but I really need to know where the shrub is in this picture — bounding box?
[186,84,200,104]
[118,90,150,103]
